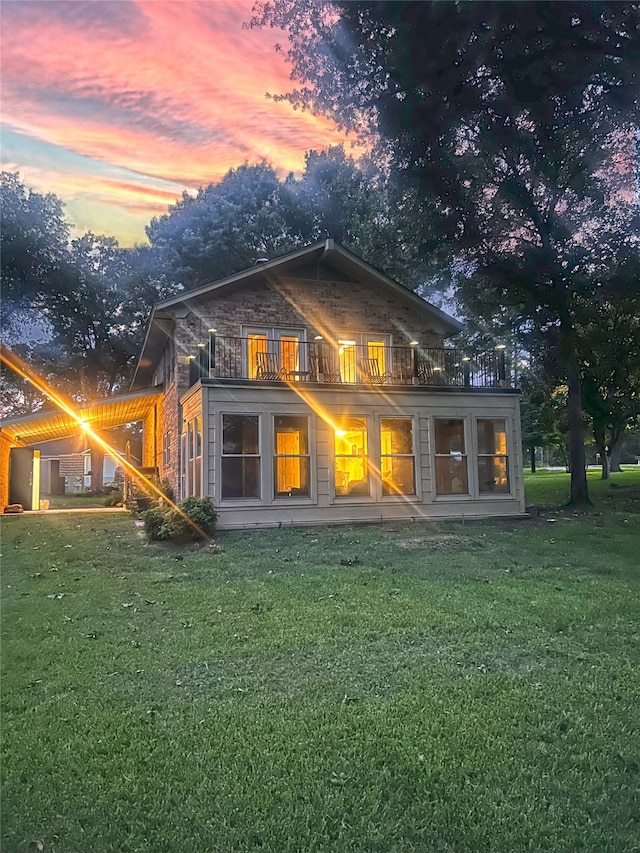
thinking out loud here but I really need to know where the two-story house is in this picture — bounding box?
[130,239,525,529]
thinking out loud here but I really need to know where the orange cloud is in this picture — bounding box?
[1,0,362,244]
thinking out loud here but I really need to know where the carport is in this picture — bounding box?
[0,388,162,511]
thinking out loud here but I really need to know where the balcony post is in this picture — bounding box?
[208,329,217,375]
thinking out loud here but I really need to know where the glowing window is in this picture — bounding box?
[477,419,510,493]
[335,417,369,496]
[434,419,469,495]
[221,415,260,499]
[381,418,415,495]
[247,334,268,379]
[274,416,310,497]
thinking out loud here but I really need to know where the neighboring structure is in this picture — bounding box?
[1,239,525,524]
[131,239,525,528]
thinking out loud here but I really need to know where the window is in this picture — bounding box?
[336,334,390,383]
[335,417,369,496]
[183,416,202,497]
[221,415,260,499]
[477,419,509,493]
[434,419,468,495]
[274,416,310,497]
[162,431,171,466]
[381,418,415,495]
[245,328,304,379]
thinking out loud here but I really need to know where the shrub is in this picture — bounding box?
[143,505,182,541]
[142,496,217,542]
[180,496,217,538]
[104,490,124,507]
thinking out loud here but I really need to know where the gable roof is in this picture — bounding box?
[131,238,463,390]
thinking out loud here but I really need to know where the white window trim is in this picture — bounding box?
[219,411,263,503]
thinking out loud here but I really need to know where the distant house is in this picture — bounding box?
[1,240,525,524]
[33,437,137,494]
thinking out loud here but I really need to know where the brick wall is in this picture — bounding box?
[178,275,446,348]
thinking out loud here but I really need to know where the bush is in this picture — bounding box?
[142,496,217,542]
[143,505,183,541]
[104,490,124,507]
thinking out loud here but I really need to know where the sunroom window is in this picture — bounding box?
[477,419,510,493]
[434,419,469,495]
[221,414,260,499]
[274,416,310,497]
[335,417,369,496]
[381,418,416,495]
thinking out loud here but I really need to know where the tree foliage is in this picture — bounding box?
[146,146,434,291]
[252,0,640,503]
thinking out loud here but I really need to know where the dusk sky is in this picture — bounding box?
[1,0,356,246]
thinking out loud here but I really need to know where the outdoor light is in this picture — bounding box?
[208,328,217,334]
[495,344,507,350]
[462,356,471,362]
[409,340,419,346]
[197,343,206,348]
[314,335,324,341]
[187,355,196,361]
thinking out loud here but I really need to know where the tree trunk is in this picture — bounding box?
[560,318,591,505]
[593,424,609,480]
[609,431,625,473]
[90,446,105,494]
[530,445,536,473]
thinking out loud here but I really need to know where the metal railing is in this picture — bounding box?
[188,337,510,389]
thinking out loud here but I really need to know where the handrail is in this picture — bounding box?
[188,337,511,389]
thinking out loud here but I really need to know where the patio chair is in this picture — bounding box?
[309,354,341,382]
[255,351,286,380]
[358,357,391,385]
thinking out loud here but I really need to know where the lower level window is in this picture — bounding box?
[477,419,509,493]
[381,418,415,495]
[434,419,468,495]
[274,416,310,497]
[221,415,260,499]
[335,417,369,496]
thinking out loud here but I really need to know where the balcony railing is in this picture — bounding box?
[188,337,511,389]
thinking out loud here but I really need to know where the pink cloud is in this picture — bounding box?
[1,0,362,243]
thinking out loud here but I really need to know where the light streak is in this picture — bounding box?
[0,345,209,539]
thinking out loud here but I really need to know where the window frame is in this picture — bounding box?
[380,416,417,497]
[220,412,262,502]
[433,417,470,498]
[273,414,311,499]
[243,326,306,379]
[333,415,371,498]
[476,418,511,496]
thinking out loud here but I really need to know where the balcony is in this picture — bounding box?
[188,337,511,389]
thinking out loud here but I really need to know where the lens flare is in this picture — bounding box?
[0,345,210,539]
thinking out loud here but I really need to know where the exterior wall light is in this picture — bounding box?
[409,340,419,346]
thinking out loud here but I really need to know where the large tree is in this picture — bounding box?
[146,146,437,293]
[251,0,640,504]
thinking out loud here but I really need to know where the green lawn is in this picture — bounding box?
[2,471,638,853]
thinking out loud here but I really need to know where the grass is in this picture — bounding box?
[1,470,639,853]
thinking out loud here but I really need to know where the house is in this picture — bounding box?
[33,436,140,495]
[131,239,525,528]
[0,239,525,523]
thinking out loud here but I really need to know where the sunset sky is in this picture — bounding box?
[1,0,355,246]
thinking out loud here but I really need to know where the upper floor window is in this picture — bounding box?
[245,328,305,379]
[336,334,391,383]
